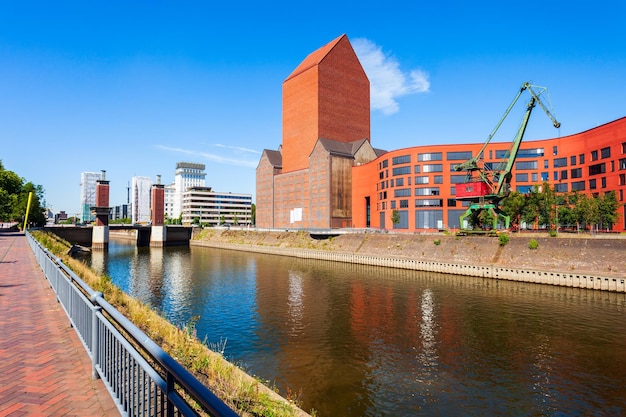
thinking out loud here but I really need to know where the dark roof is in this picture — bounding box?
[374,148,388,157]
[263,149,282,167]
[317,138,370,158]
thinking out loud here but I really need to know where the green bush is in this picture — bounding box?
[434,239,441,245]
[548,229,557,237]
[498,233,510,246]
[528,238,539,250]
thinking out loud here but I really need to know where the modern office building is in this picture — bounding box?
[131,176,152,224]
[80,171,101,223]
[181,187,252,227]
[257,34,626,233]
[165,162,206,220]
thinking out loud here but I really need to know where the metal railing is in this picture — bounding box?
[26,232,239,417]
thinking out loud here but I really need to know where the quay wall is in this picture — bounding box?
[191,230,626,293]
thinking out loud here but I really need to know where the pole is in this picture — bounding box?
[23,192,33,230]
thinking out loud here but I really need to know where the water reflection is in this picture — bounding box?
[86,240,626,417]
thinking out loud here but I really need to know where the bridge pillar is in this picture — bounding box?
[150,175,167,247]
[92,170,111,250]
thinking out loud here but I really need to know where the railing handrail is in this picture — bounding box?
[26,231,239,417]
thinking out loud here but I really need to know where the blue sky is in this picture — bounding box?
[1,1,625,215]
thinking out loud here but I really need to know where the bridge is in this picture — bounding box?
[45,224,192,248]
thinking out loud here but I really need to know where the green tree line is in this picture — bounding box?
[0,160,47,228]
[501,182,622,232]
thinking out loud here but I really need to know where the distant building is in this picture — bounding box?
[132,176,152,224]
[53,210,68,224]
[165,162,206,220]
[182,187,252,227]
[80,171,101,223]
[111,204,130,221]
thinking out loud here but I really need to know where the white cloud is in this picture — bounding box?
[352,38,430,115]
[214,144,261,154]
[156,145,258,168]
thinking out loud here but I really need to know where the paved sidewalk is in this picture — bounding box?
[0,231,118,416]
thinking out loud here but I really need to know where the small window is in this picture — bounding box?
[579,154,585,164]
[601,147,611,159]
[589,179,597,190]
[591,150,599,161]
[553,146,558,156]
[570,155,576,166]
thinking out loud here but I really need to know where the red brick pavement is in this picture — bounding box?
[0,232,119,416]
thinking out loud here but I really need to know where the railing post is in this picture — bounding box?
[91,292,103,380]
[166,371,175,417]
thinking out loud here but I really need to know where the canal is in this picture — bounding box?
[86,239,626,416]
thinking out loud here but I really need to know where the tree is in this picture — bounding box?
[501,191,525,230]
[391,209,400,228]
[597,191,620,231]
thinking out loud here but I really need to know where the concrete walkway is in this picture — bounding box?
[0,231,118,416]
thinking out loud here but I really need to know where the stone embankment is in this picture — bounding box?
[191,229,626,293]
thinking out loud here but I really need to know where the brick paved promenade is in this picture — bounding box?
[0,231,118,416]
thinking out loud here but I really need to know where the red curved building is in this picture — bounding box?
[352,117,626,232]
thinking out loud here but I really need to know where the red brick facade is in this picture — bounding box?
[257,34,374,229]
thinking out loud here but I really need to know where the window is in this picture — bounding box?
[447,199,457,207]
[393,210,409,229]
[392,166,411,176]
[400,200,409,208]
[544,160,549,169]
[434,176,443,184]
[589,179,597,190]
[449,164,462,172]
[623,143,626,154]
[589,163,606,176]
[450,175,467,184]
[602,177,606,188]
[390,200,396,209]
[560,170,568,180]
[620,173,626,186]
[379,171,384,179]
[553,158,567,168]
[517,148,545,158]
[415,187,440,196]
[422,164,443,173]
[579,154,585,164]
[570,155,577,166]
[532,173,538,182]
[394,188,411,197]
[516,185,533,193]
[555,183,568,193]
[553,146,558,156]
[571,181,586,191]
[571,168,583,178]
[415,210,443,229]
[591,150,599,161]
[495,150,510,159]
[415,176,429,184]
[601,147,611,159]
[395,178,404,187]
[381,159,388,168]
[415,199,443,207]
[418,152,442,161]
[392,155,411,165]
[516,161,538,170]
[541,172,549,181]
[516,173,529,182]
[447,151,473,160]
[414,165,421,174]
[553,172,559,181]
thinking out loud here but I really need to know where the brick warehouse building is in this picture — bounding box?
[257,35,626,232]
[256,34,383,229]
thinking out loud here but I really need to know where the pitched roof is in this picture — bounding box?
[317,138,370,158]
[285,34,347,82]
[262,149,282,167]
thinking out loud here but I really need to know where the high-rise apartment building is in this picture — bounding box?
[181,187,252,226]
[165,162,206,220]
[80,171,101,223]
[132,176,152,224]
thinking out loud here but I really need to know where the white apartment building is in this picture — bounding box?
[182,187,252,227]
[132,176,152,224]
[80,171,101,223]
[165,162,206,220]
